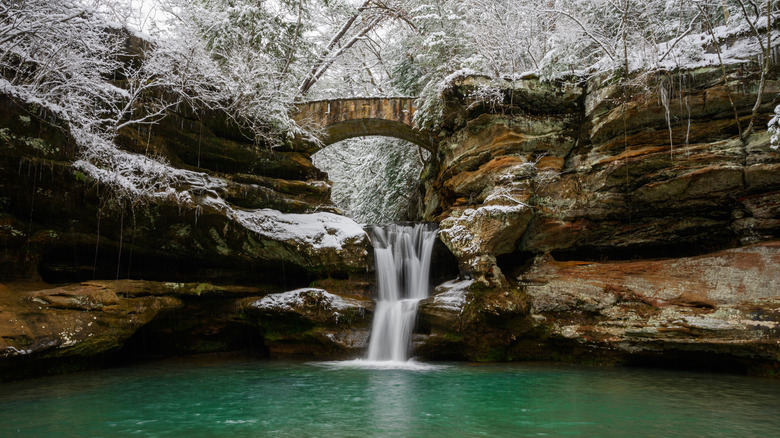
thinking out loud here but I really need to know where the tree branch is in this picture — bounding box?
[541,9,616,61]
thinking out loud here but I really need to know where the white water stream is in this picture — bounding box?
[366,224,438,362]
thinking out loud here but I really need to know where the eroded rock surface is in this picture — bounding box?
[0,280,375,380]
[246,288,372,358]
[0,280,269,379]
[417,66,780,374]
[518,242,780,372]
[424,67,780,285]
[417,242,780,374]
[0,87,372,379]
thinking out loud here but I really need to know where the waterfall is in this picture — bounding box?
[366,224,437,362]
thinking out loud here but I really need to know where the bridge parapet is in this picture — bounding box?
[293,97,434,151]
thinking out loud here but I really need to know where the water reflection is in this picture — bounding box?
[0,360,778,437]
[368,371,414,436]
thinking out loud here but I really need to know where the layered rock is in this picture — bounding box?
[418,65,780,374]
[425,67,780,283]
[0,280,266,379]
[418,242,780,374]
[0,280,374,380]
[0,95,370,285]
[0,84,372,379]
[246,288,372,358]
[520,242,780,373]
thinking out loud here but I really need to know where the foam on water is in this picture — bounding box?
[314,359,446,371]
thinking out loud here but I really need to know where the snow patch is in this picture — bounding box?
[440,204,528,256]
[234,209,367,250]
[252,288,359,312]
[432,279,473,312]
[3,346,33,357]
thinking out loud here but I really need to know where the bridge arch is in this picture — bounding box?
[293,98,435,152]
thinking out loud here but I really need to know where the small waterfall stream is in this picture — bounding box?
[366,224,437,362]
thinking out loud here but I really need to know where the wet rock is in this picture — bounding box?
[439,204,532,285]
[418,279,474,329]
[513,242,780,372]
[245,288,372,359]
[417,279,531,361]
[0,280,275,380]
[420,64,780,374]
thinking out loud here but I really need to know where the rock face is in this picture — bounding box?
[416,65,780,375]
[0,280,266,379]
[3,58,780,379]
[0,84,373,379]
[0,280,373,379]
[246,288,372,358]
[425,68,780,281]
[519,242,780,374]
[0,95,370,285]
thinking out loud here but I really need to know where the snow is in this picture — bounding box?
[440,204,528,256]
[234,209,367,250]
[769,104,780,150]
[432,279,473,312]
[252,288,360,312]
[651,25,780,72]
[71,127,226,203]
[2,346,33,357]
[312,137,426,224]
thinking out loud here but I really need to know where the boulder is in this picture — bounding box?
[246,288,372,358]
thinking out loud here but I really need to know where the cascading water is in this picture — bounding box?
[366,223,437,362]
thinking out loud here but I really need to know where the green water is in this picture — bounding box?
[0,359,778,437]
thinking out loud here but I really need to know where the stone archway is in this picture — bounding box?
[293,98,435,152]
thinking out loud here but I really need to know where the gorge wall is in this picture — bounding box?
[2,60,780,380]
[416,65,780,375]
[0,92,377,380]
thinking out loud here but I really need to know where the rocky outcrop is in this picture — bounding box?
[519,242,780,374]
[418,64,780,375]
[246,288,372,358]
[0,82,373,378]
[0,95,370,285]
[418,242,780,374]
[417,279,530,361]
[425,67,780,284]
[0,280,374,380]
[0,280,267,379]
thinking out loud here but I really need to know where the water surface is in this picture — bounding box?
[0,359,777,437]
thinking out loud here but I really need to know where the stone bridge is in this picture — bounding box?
[293,98,435,151]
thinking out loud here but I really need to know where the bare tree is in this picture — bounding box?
[299,0,413,95]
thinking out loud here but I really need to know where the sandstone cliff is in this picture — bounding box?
[3,60,780,379]
[417,65,780,375]
[0,92,374,380]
